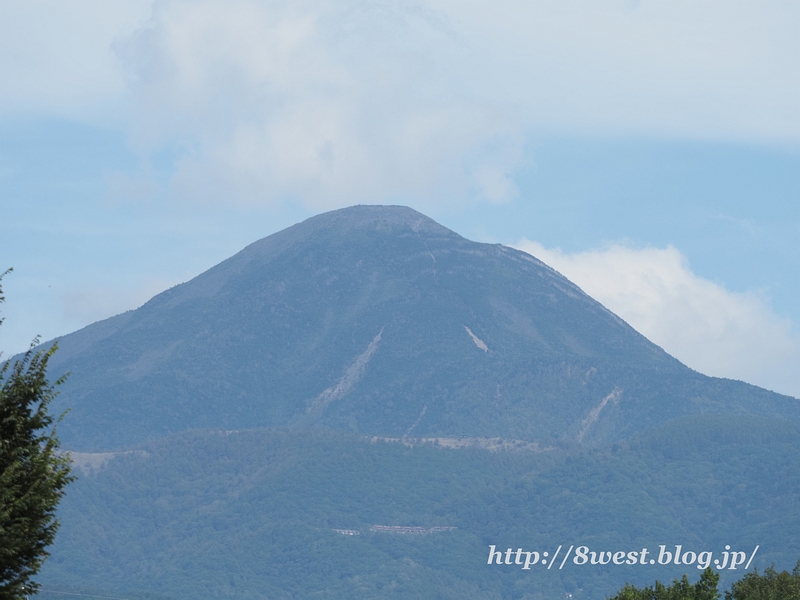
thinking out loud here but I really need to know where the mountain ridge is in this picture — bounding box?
[25,204,799,450]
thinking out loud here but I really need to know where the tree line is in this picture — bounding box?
[609,562,800,600]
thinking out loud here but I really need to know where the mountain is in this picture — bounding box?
[41,204,799,450]
[25,204,800,599]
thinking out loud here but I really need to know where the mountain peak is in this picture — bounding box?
[299,204,455,235]
[238,204,460,260]
[42,205,800,450]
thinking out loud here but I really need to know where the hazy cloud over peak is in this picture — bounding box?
[117,0,800,207]
[3,0,798,208]
[114,0,522,208]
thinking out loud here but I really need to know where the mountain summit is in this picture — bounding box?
[44,205,799,449]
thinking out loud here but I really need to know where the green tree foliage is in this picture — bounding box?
[608,568,720,600]
[0,270,74,598]
[724,561,800,600]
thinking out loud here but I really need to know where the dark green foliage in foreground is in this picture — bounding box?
[724,561,800,600]
[609,568,720,600]
[0,271,74,598]
[610,563,800,600]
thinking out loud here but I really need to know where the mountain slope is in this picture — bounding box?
[39,205,799,450]
[39,417,800,599]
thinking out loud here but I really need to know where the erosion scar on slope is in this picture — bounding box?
[464,326,489,352]
[306,329,384,419]
[404,405,427,438]
[577,388,622,443]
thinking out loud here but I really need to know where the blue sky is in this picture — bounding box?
[1,0,798,397]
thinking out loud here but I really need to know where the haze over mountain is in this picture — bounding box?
[39,205,799,450]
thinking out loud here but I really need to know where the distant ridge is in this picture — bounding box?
[32,204,800,450]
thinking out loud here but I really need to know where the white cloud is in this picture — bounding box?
[2,1,799,206]
[434,0,800,141]
[112,0,800,208]
[514,240,800,398]
[113,0,518,208]
[0,0,152,121]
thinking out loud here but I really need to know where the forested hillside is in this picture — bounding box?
[38,416,800,599]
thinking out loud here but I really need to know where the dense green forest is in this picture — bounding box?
[34,414,800,599]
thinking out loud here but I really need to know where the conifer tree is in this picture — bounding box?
[0,270,74,598]
[724,561,800,600]
[608,567,720,600]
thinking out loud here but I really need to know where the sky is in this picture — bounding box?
[1,0,798,397]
